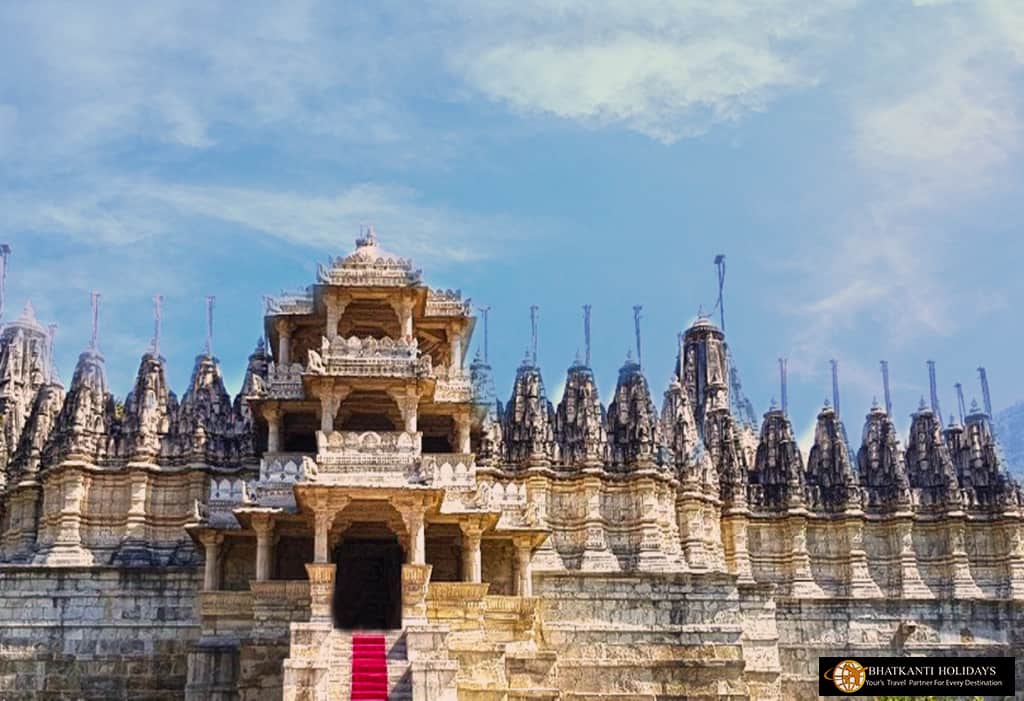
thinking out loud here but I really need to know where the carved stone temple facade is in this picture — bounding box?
[0,231,1022,700]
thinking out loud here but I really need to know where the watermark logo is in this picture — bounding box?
[822,659,867,694]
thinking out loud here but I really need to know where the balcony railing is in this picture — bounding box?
[421,453,475,487]
[315,430,422,482]
[246,361,305,400]
[307,336,432,379]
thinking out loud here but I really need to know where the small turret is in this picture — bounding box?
[502,352,555,468]
[43,347,115,465]
[953,400,1022,511]
[906,398,962,512]
[121,352,176,461]
[750,402,805,511]
[7,381,65,485]
[805,402,860,512]
[857,400,911,512]
[661,376,715,490]
[555,355,606,469]
[679,316,729,439]
[606,353,659,471]
[234,338,270,461]
[0,302,54,475]
[176,352,235,465]
[703,405,748,507]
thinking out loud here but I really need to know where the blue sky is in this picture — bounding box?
[2,1,1024,450]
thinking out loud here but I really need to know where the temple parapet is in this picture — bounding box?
[307,335,431,378]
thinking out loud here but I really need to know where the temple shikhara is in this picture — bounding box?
[0,231,1022,700]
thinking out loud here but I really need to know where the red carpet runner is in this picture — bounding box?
[350,634,389,701]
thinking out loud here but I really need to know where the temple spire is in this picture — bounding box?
[529,304,539,366]
[633,305,643,369]
[89,291,101,353]
[583,304,592,367]
[205,295,216,356]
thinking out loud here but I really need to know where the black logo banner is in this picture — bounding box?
[818,656,1015,696]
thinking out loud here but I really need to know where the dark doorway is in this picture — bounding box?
[333,536,404,630]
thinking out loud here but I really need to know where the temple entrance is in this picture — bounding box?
[332,531,404,630]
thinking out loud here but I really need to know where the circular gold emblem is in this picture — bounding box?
[823,659,867,693]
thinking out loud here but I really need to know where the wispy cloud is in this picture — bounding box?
[448,0,857,142]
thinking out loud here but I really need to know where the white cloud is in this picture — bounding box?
[448,0,856,142]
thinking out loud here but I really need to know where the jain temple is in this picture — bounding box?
[0,230,1022,700]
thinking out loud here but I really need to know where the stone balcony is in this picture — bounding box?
[314,430,423,485]
[307,335,432,379]
[431,366,472,403]
[248,362,305,400]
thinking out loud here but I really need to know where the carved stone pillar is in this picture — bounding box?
[788,512,823,598]
[947,515,982,598]
[252,513,275,582]
[275,319,293,366]
[324,292,351,342]
[314,508,335,564]
[124,471,149,543]
[320,394,340,435]
[305,563,336,621]
[845,513,880,598]
[403,508,426,565]
[199,531,223,591]
[390,296,415,341]
[401,563,432,625]
[459,522,483,583]
[389,386,419,435]
[721,507,754,584]
[263,404,282,453]
[895,516,931,598]
[679,498,708,570]
[580,475,616,571]
[455,410,471,455]
[450,326,463,370]
[1006,520,1024,598]
[636,480,670,572]
[515,539,533,596]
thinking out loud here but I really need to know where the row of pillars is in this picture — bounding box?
[262,391,473,454]
[199,510,532,596]
[274,294,464,368]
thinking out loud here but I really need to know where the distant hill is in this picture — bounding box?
[996,402,1024,480]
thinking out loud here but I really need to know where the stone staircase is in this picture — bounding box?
[282,625,412,700]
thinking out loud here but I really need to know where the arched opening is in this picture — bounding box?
[331,505,407,630]
[420,414,454,453]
